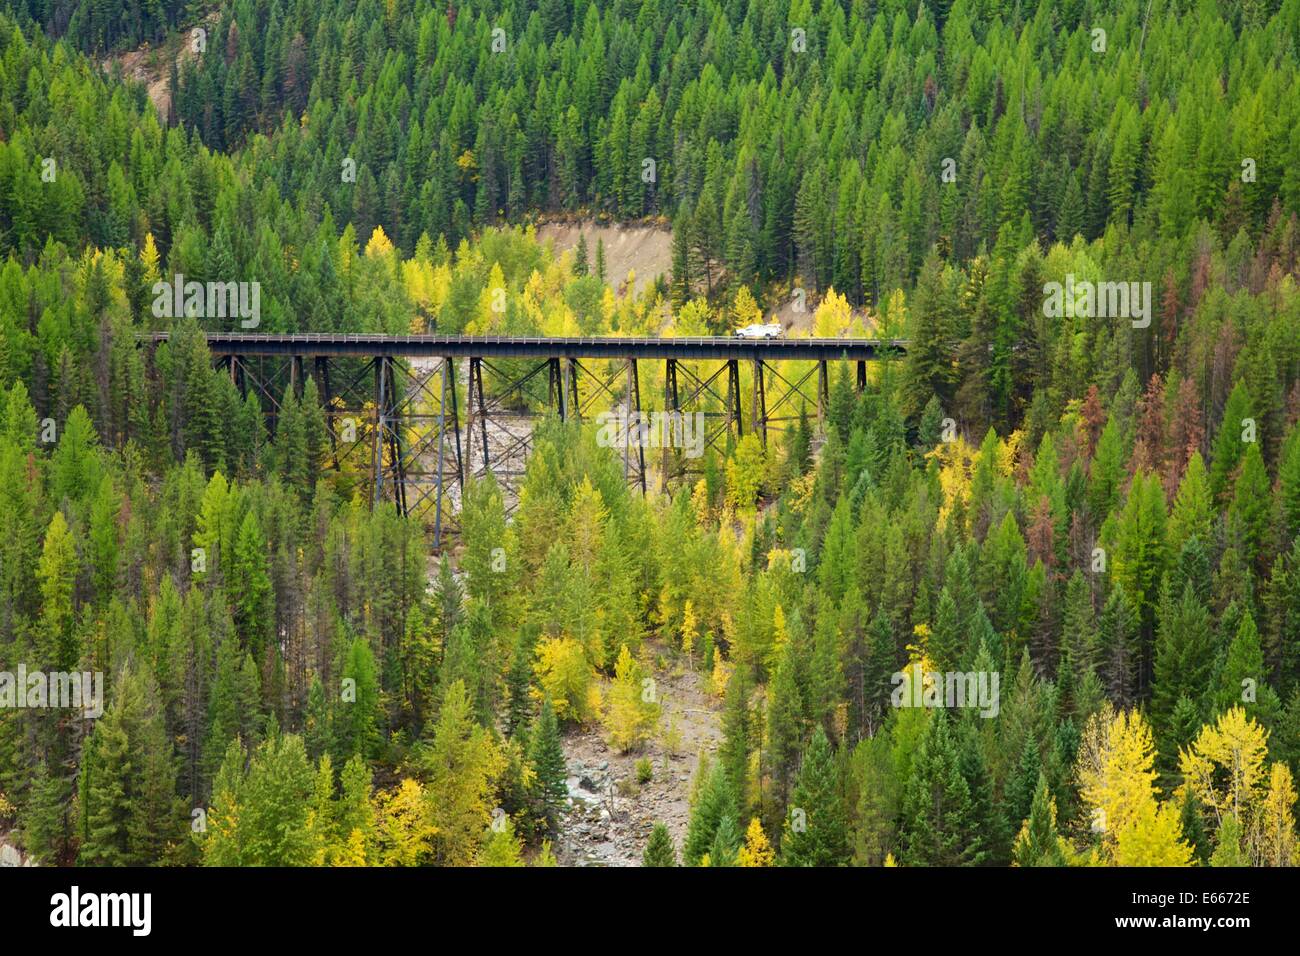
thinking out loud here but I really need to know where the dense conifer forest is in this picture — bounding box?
[1,0,1299,869]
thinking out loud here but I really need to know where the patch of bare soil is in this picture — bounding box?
[98,15,216,119]
[554,640,722,866]
[537,220,673,299]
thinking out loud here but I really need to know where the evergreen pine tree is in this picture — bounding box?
[899,710,983,866]
[642,822,677,867]
[780,726,849,866]
[1011,773,1067,867]
[527,698,567,832]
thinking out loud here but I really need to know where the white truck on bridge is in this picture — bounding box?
[733,322,783,339]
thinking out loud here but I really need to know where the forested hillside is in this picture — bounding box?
[1,0,1300,869]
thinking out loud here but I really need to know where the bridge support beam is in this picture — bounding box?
[625,359,646,494]
[752,359,767,448]
[656,358,743,488]
[818,360,829,425]
[464,356,556,517]
[371,356,463,544]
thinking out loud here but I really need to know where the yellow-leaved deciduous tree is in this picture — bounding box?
[565,477,610,666]
[200,740,245,867]
[535,636,597,723]
[736,818,774,867]
[567,476,608,570]
[996,430,1024,477]
[1253,763,1297,867]
[417,680,506,866]
[307,753,372,867]
[372,778,436,866]
[603,645,660,753]
[1079,708,1192,866]
[534,840,558,866]
[812,288,852,337]
[1179,706,1296,866]
[1178,706,1269,826]
[926,434,978,531]
[680,599,698,657]
[468,262,509,333]
[710,652,732,699]
[732,285,762,329]
[1111,798,1193,867]
[540,298,580,337]
[672,298,712,336]
[477,816,525,867]
[139,231,162,289]
[726,433,766,510]
[401,253,441,329]
[335,828,368,866]
[695,527,743,644]
[879,288,908,339]
[770,603,789,661]
[365,224,396,259]
[690,477,710,523]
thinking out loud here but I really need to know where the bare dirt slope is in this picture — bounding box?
[555,640,722,866]
[537,221,673,299]
[98,16,216,119]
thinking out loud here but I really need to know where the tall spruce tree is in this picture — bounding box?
[780,726,849,867]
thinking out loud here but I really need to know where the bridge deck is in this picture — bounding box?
[147,332,906,361]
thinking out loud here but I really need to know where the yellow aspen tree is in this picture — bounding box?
[334,828,368,867]
[732,285,762,328]
[680,599,698,657]
[603,644,659,753]
[711,652,732,698]
[725,434,766,510]
[736,818,774,867]
[534,636,594,723]
[1251,762,1297,867]
[927,434,978,530]
[364,224,395,259]
[1079,708,1191,866]
[1178,707,1269,827]
[306,755,338,866]
[690,478,710,523]
[373,779,435,867]
[468,262,509,333]
[812,288,852,337]
[567,476,608,570]
[139,232,161,290]
[1112,799,1192,866]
